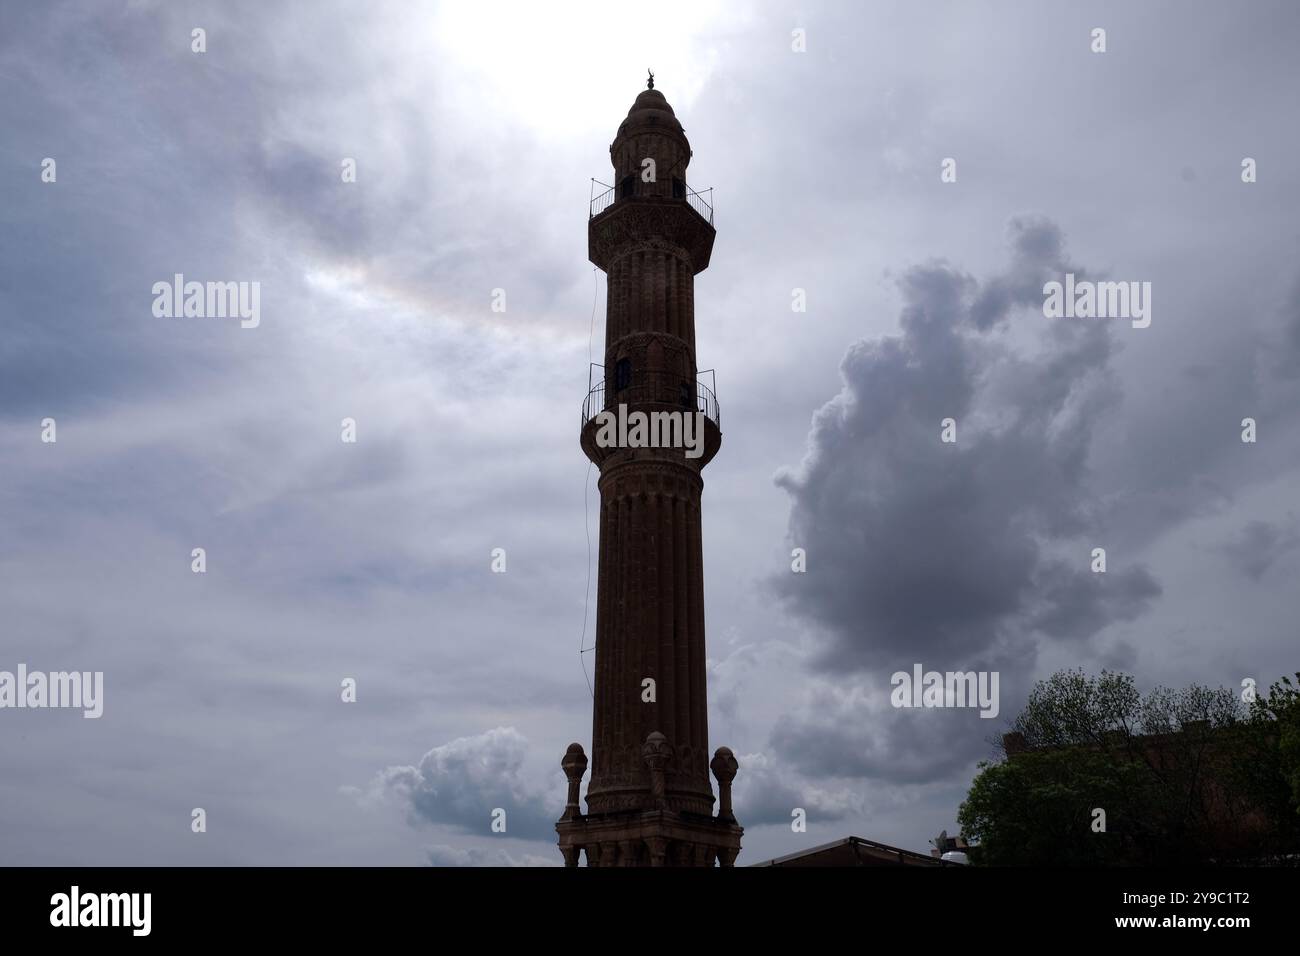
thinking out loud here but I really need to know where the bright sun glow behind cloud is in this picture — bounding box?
[427,0,735,138]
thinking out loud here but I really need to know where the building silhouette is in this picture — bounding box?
[752,836,957,867]
[555,79,743,866]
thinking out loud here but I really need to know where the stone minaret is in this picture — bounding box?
[556,79,743,867]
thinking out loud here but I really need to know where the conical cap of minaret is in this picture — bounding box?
[617,89,683,137]
[610,86,691,183]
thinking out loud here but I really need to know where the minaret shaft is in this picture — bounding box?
[587,461,711,815]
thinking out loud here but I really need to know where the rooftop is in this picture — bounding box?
[749,836,957,867]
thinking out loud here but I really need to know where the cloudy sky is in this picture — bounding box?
[2,0,1298,866]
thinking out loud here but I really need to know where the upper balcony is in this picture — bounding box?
[589,176,714,226]
[587,177,717,273]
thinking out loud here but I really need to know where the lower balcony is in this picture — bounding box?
[580,369,721,469]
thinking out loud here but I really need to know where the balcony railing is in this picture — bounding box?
[591,181,615,217]
[589,177,714,225]
[685,188,713,223]
[582,367,720,432]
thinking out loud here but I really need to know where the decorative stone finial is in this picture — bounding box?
[647,68,654,90]
[710,746,739,822]
[560,743,588,821]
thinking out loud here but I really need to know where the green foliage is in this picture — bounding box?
[959,749,1148,865]
[1226,673,1300,839]
[1248,674,1300,811]
[958,669,1300,865]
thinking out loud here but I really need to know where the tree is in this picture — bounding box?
[957,669,1300,865]
[1223,673,1300,854]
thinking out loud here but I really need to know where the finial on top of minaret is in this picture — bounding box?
[646,68,654,90]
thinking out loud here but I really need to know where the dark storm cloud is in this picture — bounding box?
[1026,559,1161,642]
[760,218,1170,785]
[772,217,1159,676]
[1261,274,1300,383]
[769,701,992,785]
[1218,518,1300,581]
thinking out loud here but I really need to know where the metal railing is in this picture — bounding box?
[582,368,720,431]
[590,181,615,217]
[588,177,714,225]
[684,185,713,223]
